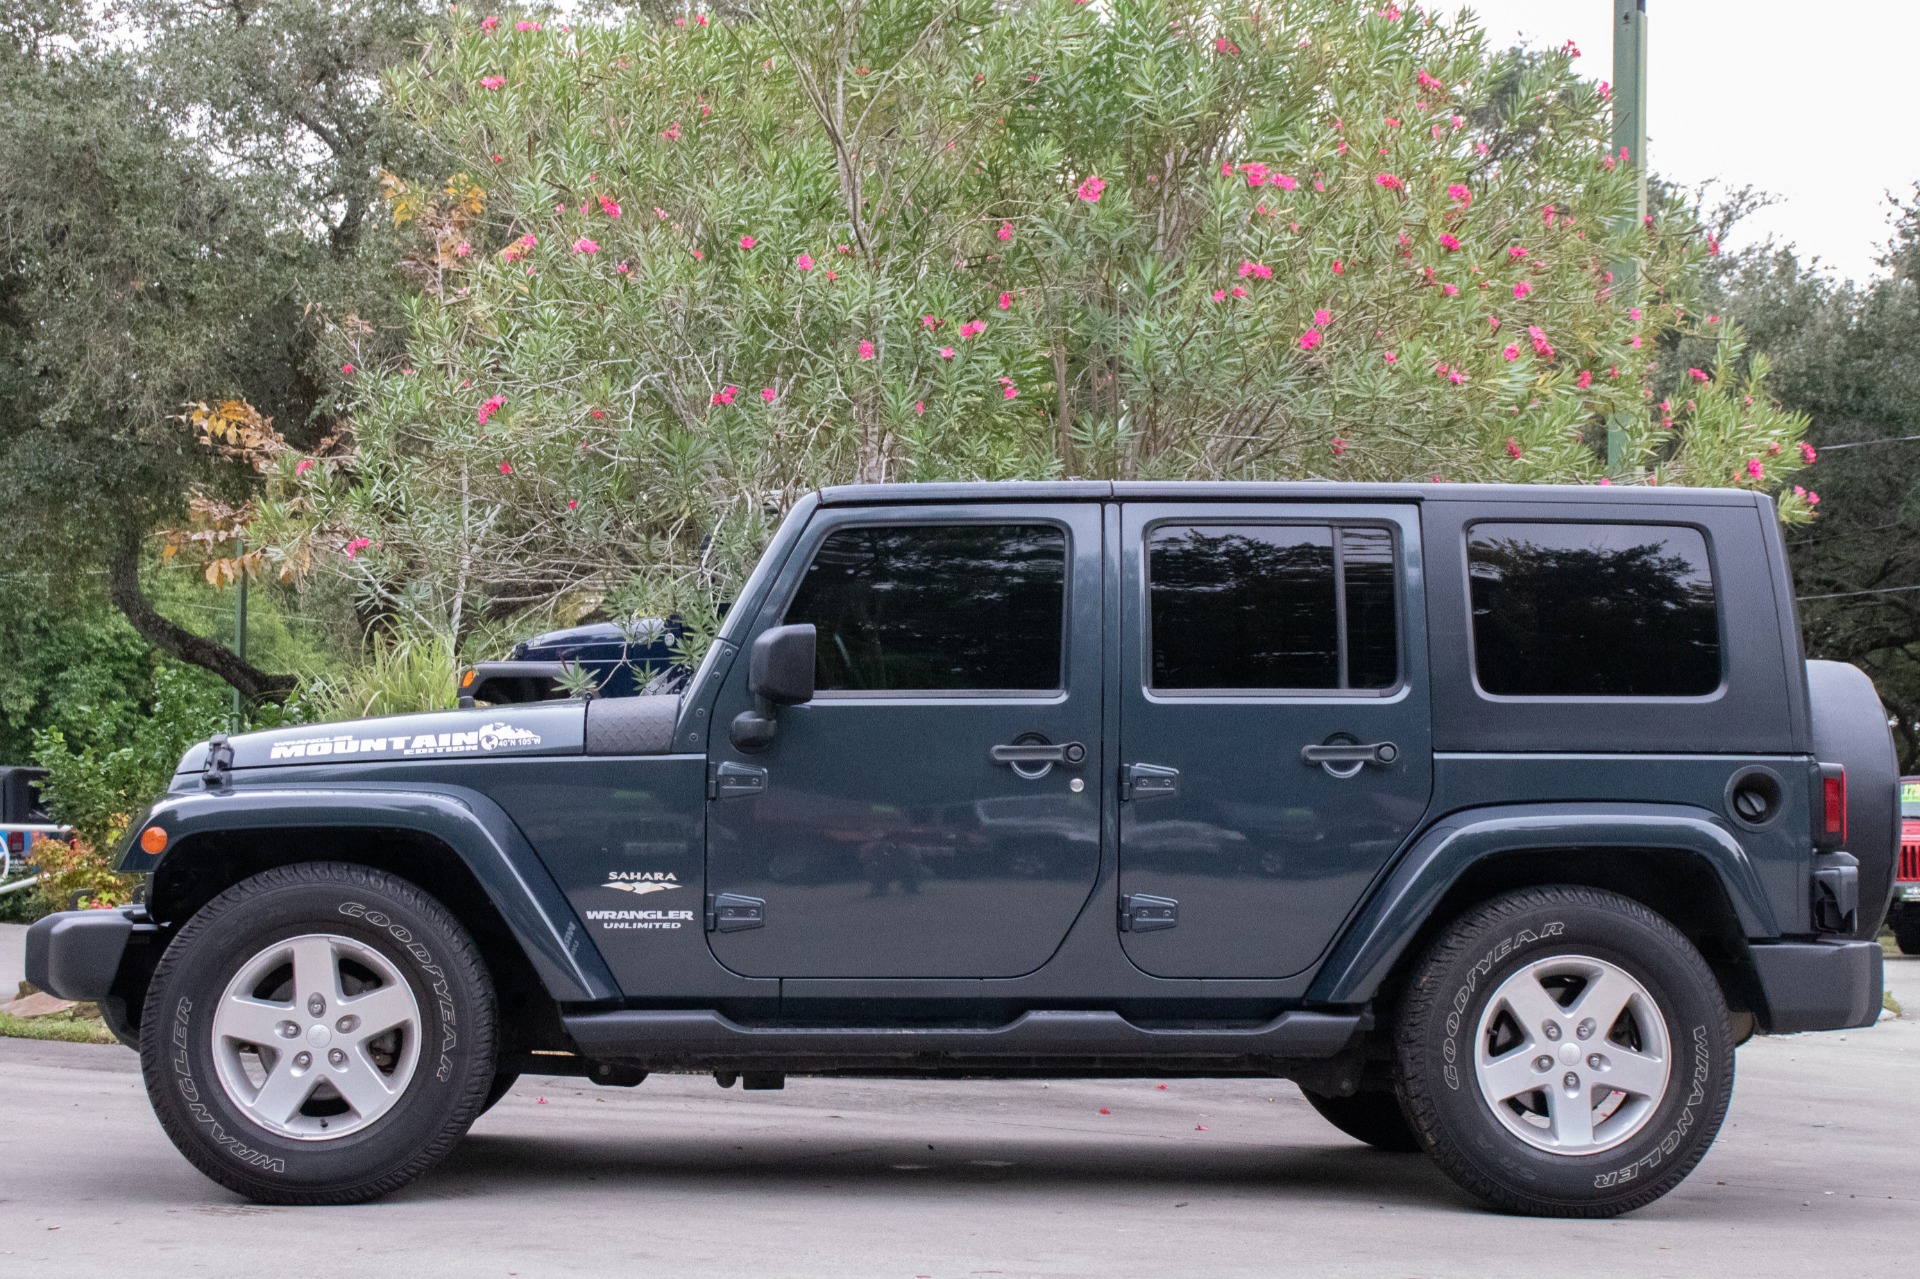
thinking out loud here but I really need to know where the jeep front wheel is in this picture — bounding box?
[1394,885,1734,1217]
[140,861,498,1204]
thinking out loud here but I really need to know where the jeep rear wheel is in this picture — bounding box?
[140,862,497,1204]
[1893,918,1920,956]
[1394,886,1733,1217]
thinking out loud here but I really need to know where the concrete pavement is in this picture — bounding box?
[1,962,1916,1278]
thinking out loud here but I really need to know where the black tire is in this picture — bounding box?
[1894,920,1920,956]
[1301,1087,1421,1153]
[140,862,498,1204]
[480,1071,520,1115]
[1394,886,1734,1217]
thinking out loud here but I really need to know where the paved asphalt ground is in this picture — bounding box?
[0,927,1915,1278]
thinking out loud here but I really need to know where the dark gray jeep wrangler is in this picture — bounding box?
[28,482,1895,1216]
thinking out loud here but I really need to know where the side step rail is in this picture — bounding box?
[561,1008,1365,1069]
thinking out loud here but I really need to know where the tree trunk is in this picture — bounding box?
[107,524,295,705]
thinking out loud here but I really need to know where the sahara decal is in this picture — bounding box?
[267,721,544,761]
[601,871,682,895]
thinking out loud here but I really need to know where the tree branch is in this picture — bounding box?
[107,524,295,704]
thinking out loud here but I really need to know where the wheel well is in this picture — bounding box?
[1370,847,1764,1022]
[138,827,569,1055]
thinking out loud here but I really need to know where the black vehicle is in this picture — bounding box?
[27,482,1895,1216]
[458,618,688,706]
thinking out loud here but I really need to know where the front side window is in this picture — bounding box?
[784,523,1066,693]
[1147,524,1400,691]
[1467,522,1721,697]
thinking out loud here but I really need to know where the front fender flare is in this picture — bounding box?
[123,784,619,1003]
[1307,803,1777,1006]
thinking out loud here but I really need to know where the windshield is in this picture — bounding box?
[1904,779,1920,819]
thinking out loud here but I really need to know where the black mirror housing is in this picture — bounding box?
[749,624,816,707]
[731,624,815,752]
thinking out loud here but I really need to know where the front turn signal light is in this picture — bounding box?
[139,825,169,856]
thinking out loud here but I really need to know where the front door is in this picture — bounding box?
[705,505,1105,978]
[1116,502,1432,978]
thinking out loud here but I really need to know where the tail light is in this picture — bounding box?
[1815,763,1847,850]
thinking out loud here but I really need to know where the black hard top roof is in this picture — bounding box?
[816,480,1768,508]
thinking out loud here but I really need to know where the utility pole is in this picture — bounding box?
[1607,0,1648,474]
[232,536,249,730]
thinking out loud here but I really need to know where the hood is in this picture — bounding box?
[174,702,588,776]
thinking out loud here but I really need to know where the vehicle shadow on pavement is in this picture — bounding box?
[430,1131,1470,1210]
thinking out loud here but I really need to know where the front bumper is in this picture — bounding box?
[1749,939,1884,1033]
[24,907,155,1002]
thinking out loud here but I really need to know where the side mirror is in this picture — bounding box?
[730,624,816,752]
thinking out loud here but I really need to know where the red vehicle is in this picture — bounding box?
[1893,777,1920,954]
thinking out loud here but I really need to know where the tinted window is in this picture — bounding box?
[1468,522,1721,697]
[785,524,1066,692]
[1148,525,1398,691]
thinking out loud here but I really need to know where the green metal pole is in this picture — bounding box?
[232,536,248,730]
[1607,0,1648,475]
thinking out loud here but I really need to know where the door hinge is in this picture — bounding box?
[709,760,767,800]
[1120,893,1179,932]
[1120,763,1179,802]
[706,892,766,932]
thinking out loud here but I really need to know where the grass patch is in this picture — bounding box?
[0,1007,117,1045]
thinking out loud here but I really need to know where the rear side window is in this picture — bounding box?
[1147,524,1400,691]
[1467,522,1721,697]
[784,523,1066,692]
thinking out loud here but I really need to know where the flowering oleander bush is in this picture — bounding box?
[276,0,1811,648]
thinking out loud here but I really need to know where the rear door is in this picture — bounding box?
[1116,502,1432,977]
[703,503,1105,978]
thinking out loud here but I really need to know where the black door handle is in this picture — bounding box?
[1301,741,1399,777]
[990,741,1086,766]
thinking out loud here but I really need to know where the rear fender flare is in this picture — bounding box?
[125,784,618,1003]
[1308,803,1778,1006]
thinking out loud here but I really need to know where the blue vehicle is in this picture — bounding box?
[27,482,1896,1215]
[457,619,688,706]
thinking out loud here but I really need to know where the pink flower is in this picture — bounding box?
[1746,458,1764,480]
[1374,173,1404,191]
[761,387,777,403]
[480,76,506,90]
[1439,233,1461,252]
[344,537,371,559]
[1443,284,1459,297]
[1274,174,1299,191]
[1708,234,1721,257]
[796,253,814,271]
[858,340,875,361]
[1599,81,1612,100]
[1298,329,1323,351]
[1212,289,1226,302]
[1629,307,1643,321]
[1231,286,1247,299]
[340,362,355,375]
[1630,335,1643,349]
[999,292,1013,310]
[490,153,504,163]
[1513,281,1531,300]
[1563,38,1581,57]
[573,237,599,254]
[481,15,499,31]
[1476,140,1491,155]
[940,346,955,360]
[1488,316,1501,330]
[1417,70,1443,92]
[295,458,315,477]
[1077,174,1106,203]
[616,262,630,274]
[1708,314,1720,323]
[1503,343,1520,361]
[697,12,709,24]
[1529,325,1554,359]
[1236,260,1272,280]
[1383,351,1397,364]
[997,221,1013,242]
[498,460,514,475]
[710,385,738,406]
[1331,260,1345,276]
[739,235,756,249]
[661,122,682,141]
[690,248,703,260]
[1241,162,1268,187]
[590,408,606,419]
[454,241,472,257]
[515,20,538,32]
[477,394,506,425]
[1576,370,1593,389]
[1687,368,1710,382]
[1332,436,1350,456]
[1314,308,1332,326]
[1508,246,1528,260]
[959,320,985,339]
[1800,441,1818,464]
[1506,437,1523,459]
[598,195,622,218]
[567,499,578,510]
[1448,369,1469,385]
[915,400,925,415]
[1002,381,1019,399]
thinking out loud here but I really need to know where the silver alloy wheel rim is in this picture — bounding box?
[1473,953,1672,1156]
[210,932,422,1141]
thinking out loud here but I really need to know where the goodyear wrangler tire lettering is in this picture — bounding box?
[140,862,497,1205]
[1394,886,1734,1218]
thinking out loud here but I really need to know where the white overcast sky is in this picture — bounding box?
[1462,1,1916,282]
